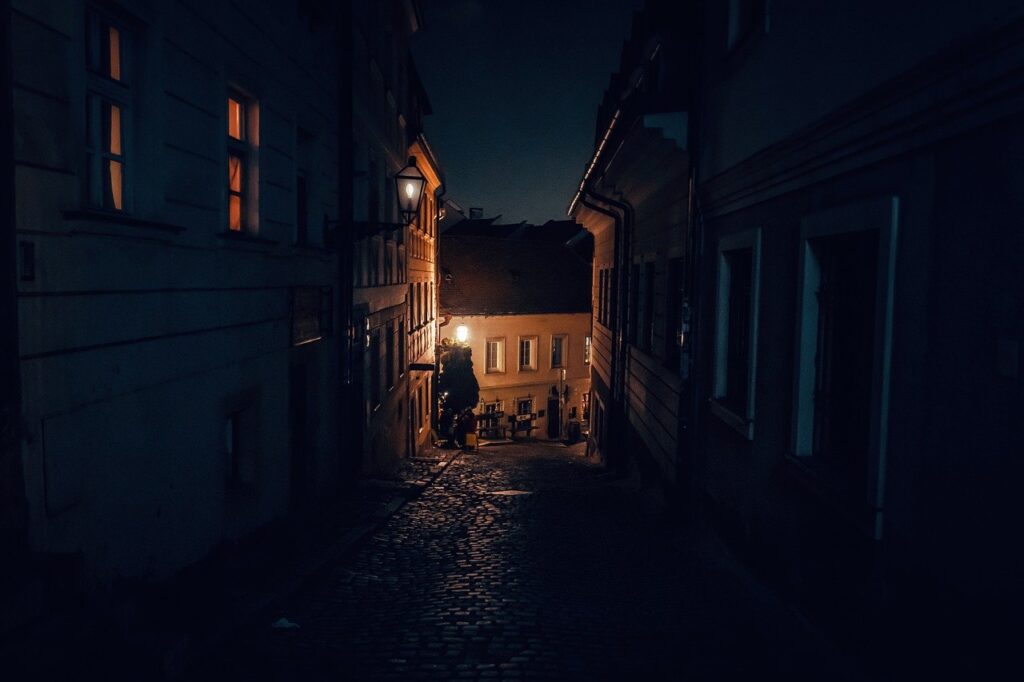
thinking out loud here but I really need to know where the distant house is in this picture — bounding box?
[439,228,592,441]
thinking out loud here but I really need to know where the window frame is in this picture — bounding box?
[790,197,898,540]
[85,7,132,213]
[225,88,259,234]
[518,335,538,372]
[710,228,762,440]
[485,337,506,374]
[551,334,568,369]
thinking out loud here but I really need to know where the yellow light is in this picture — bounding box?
[405,182,416,199]
[455,325,469,343]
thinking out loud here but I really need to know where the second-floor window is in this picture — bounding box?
[86,9,129,211]
[551,335,567,368]
[519,337,537,371]
[227,92,257,232]
[584,335,592,365]
[486,338,505,373]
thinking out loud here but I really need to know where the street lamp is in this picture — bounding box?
[455,325,469,344]
[395,157,427,225]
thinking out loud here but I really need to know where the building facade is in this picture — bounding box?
[690,0,1024,658]
[439,232,592,441]
[571,0,1024,669]
[350,0,441,474]
[569,1,691,497]
[9,0,346,587]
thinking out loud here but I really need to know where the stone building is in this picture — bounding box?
[350,0,441,474]
[6,0,346,588]
[439,228,591,441]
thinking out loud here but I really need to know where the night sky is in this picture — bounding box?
[411,0,644,225]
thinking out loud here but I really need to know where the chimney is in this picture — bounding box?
[469,207,483,220]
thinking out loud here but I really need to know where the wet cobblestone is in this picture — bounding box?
[192,442,850,681]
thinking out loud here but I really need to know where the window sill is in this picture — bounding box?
[485,369,506,375]
[518,367,538,373]
[708,398,754,440]
[217,230,277,245]
[63,208,186,234]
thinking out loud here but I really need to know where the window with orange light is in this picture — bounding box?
[85,9,129,211]
[226,91,256,232]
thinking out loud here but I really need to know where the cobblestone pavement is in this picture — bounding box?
[192,442,853,681]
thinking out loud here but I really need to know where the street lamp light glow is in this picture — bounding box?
[405,182,415,199]
[455,325,469,343]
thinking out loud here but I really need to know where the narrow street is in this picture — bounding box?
[192,442,849,681]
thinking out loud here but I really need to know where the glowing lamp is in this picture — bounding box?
[455,325,469,343]
[394,157,426,225]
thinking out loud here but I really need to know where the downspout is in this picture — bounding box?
[1,0,27,555]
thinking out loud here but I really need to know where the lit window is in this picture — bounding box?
[228,97,245,141]
[519,337,537,371]
[226,91,257,232]
[584,335,592,365]
[486,338,505,373]
[85,10,130,211]
[551,335,567,368]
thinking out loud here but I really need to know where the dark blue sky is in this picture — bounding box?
[411,0,644,224]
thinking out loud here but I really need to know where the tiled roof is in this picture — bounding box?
[439,234,591,316]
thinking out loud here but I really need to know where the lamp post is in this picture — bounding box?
[395,157,427,225]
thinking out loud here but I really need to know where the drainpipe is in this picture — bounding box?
[1,0,27,558]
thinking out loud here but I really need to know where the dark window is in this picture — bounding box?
[629,265,640,345]
[385,321,395,390]
[810,230,878,498]
[642,262,655,351]
[722,248,753,415]
[369,330,381,410]
[398,321,405,376]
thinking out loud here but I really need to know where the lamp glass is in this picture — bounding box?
[455,325,469,343]
[395,159,426,224]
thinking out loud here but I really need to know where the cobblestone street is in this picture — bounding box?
[192,442,851,681]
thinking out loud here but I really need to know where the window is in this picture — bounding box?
[792,197,898,538]
[385,321,395,390]
[551,335,567,368]
[486,338,505,373]
[86,10,129,211]
[369,329,381,411]
[642,262,655,351]
[629,265,640,345]
[597,270,605,325]
[518,336,537,371]
[224,393,258,487]
[711,229,761,439]
[517,398,533,416]
[398,321,405,376]
[226,91,257,232]
[584,335,592,365]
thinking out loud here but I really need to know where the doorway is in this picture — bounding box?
[547,397,560,439]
